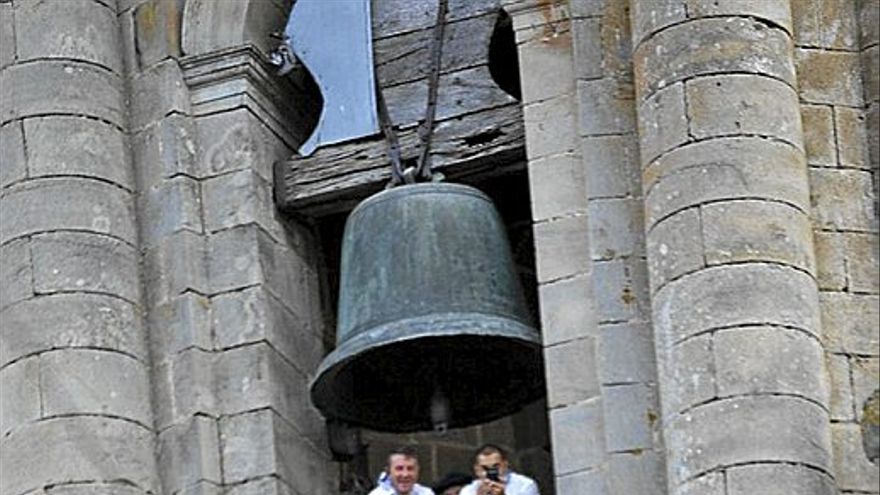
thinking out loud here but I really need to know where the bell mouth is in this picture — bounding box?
[310,312,545,432]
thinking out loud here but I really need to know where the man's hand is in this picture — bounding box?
[477,479,506,495]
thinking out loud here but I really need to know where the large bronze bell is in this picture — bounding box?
[310,182,544,433]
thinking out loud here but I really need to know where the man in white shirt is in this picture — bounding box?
[459,444,539,495]
[369,445,435,495]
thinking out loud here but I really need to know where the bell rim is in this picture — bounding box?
[348,182,492,221]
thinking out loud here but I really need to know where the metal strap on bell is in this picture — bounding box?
[310,182,544,432]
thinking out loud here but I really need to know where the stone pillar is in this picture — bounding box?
[631,2,834,494]
[0,0,159,494]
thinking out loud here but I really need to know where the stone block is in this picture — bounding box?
[533,214,589,282]
[862,45,879,104]
[152,348,216,430]
[587,197,644,260]
[655,333,715,416]
[598,322,657,385]
[132,114,198,188]
[827,353,855,421]
[820,292,880,355]
[523,96,578,160]
[0,177,137,245]
[601,383,656,452]
[207,224,278,295]
[835,106,870,169]
[130,59,190,131]
[581,135,640,200]
[0,237,32,311]
[860,0,880,48]
[686,0,792,33]
[665,396,831,486]
[578,78,636,135]
[157,415,222,495]
[726,462,836,495]
[647,207,704,291]
[629,0,686,43]
[592,258,649,323]
[801,104,836,166]
[0,416,158,495]
[0,121,26,189]
[46,483,149,495]
[0,293,146,367]
[41,349,152,425]
[516,23,575,102]
[653,263,821,343]
[0,356,40,437]
[149,292,212,357]
[539,274,595,346]
[31,231,140,302]
[813,230,847,290]
[796,48,863,106]
[572,17,602,80]
[144,230,208,306]
[225,478,294,495]
[211,285,323,374]
[851,357,880,422]
[608,450,665,494]
[791,0,859,49]
[527,152,588,221]
[0,61,124,126]
[133,0,183,69]
[845,232,880,293]
[701,200,815,273]
[0,3,13,70]
[676,472,725,495]
[714,326,828,406]
[140,175,202,247]
[14,0,122,73]
[196,109,287,180]
[686,75,802,148]
[549,398,606,475]
[809,168,876,231]
[556,467,609,495]
[203,168,284,240]
[634,17,796,100]
[832,422,880,491]
[637,82,689,164]
[644,137,810,228]
[544,337,600,407]
[24,116,133,189]
[175,481,223,495]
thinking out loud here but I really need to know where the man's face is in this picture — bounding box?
[474,452,508,481]
[441,487,464,495]
[389,454,420,494]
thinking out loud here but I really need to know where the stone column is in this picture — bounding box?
[630,2,834,494]
[0,0,159,494]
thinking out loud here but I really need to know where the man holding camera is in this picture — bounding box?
[459,444,539,495]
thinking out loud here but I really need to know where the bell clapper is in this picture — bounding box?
[430,387,451,434]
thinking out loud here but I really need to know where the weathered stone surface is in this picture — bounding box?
[813,231,847,290]
[686,0,792,33]
[827,352,855,421]
[862,45,880,103]
[686,75,803,149]
[795,48,863,106]
[676,472,725,495]
[150,292,212,357]
[556,468,609,495]
[592,258,647,323]
[0,356,40,437]
[572,17,602,80]
[666,396,831,486]
[0,416,158,495]
[714,326,828,406]
[647,207,704,290]
[608,450,665,495]
[527,152,587,221]
[0,3,13,70]
[0,237,32,311]
[24,116,133,189]
[133,0,183,69]
[0,61,124,126]
[835,106,870,169]
[152,348,216,430]
[0,121,26,189]
[31,232,140,302]
[832,422,880,491]
[791,0,859,49]
[517,23,575,102]
[629,0,686,44]
[809,168,876,231]
[225,478,295,495]
[653,263,821,343]
[859,0,880,48]
[602,383,656,452]
[598,322,657,385]
[181,0,289,57]
[588,197,644,260]
[656,333,716,415]
[702,200,815,273]
[581,135,641,200]
[157,415,221,495]
[549,398,606,475]
[0,293,145,367]
[203,168,284,240]
[41,349,152,425]
[132,114,198,189]
[129,59,189,131]
[851,357,880,422]
[533,214,589,282]
[726,462,836,495]
[644,138,810,228]
[524,93,579,159]
[14,0,122,73]
[545,337,600,407]
[1,177,137,244]
[845,232,880,293]
[43,482,149,495]
[195,109,288,181]
[801,104,836,166]
[140,175,202,247]
[538,273,595,345]
[144,231,208,306]
[175,481,223,495]
[634,17,796,101]
[637,82,689,164]
[821,292,880,355]
[578,78,637,135]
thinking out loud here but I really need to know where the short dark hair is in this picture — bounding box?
[387,445,420,467]
[473,443,508,463]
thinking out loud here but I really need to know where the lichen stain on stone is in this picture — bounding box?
[863,388,880,464]
[621,286,636,305]
[536,0,571,47]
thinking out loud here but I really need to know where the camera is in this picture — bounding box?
[485,466,500,482]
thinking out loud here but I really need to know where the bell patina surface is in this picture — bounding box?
[310,182,544,432]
